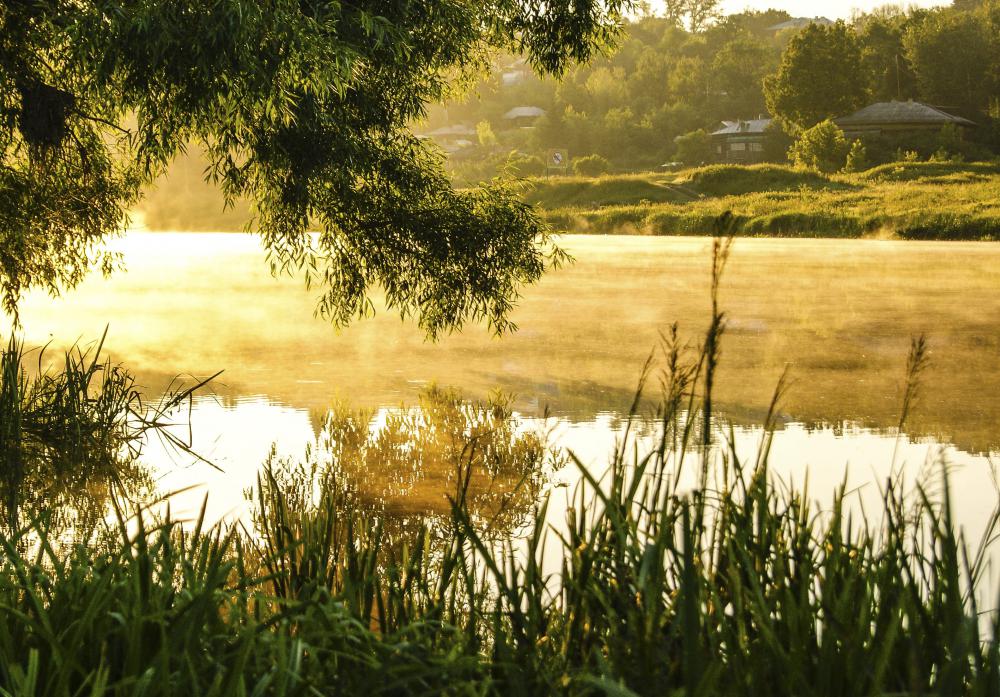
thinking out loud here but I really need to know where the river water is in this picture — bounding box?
[9,233,1000,553]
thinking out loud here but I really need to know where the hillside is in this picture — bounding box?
[529,162,1000,240]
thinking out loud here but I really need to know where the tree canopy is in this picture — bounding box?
[903,8,999,117]
[0,0,628,337]
[763,22,867,131]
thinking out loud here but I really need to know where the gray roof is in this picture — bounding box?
[836,101,975,127]
[425,124,476,137]
[710,118,772,136]
[767,17,834,31]
[503,106,546,120]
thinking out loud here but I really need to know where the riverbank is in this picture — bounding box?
[136,158,1000,240]
[527,161,1000,239]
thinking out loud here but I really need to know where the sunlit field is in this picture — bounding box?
[527,163,1000,240]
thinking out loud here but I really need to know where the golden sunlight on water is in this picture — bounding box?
[6,233,1000,534]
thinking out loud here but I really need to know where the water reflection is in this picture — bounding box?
[137,394,998,568]
[4,233,999,539]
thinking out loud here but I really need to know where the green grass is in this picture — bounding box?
[521,174,692,209]
[527,161,1000,240]
[1,244,1000,695]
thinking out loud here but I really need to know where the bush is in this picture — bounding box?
[858,160,1000,183]
[763,122,794,162]
[571,154,612,176]
[506,153,546,177]
[673,129,715,166]
[788,119,849,173]
[843,139,868,173]
[523,175,688,209]
[896,213,1000,240]
[678,164,842,196]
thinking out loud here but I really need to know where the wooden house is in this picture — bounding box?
[710,118,772,163]
[834,101,975,139]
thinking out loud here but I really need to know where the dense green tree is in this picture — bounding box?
[904,8,996,117]
[719,9,792,37]
[0,0,626,336]
[710,36,775,118]
[673,129,714,165]
[788,120,849,172]
[763,22,868,130]
[856,10,919,101]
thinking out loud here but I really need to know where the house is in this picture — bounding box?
[834,100,975,139]
[710,118,772,163]
[421,124,477,153]
[502,106,545,128]
[767,17,834,33]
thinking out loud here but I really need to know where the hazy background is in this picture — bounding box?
[715,1,947,18]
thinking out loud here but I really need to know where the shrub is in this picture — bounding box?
[763,121,794,162]
[788,119,849,173]
[896,213,1000,240]
[476,120,498,148]
[857,160,1000,183]
[673,128,715,166]
[843,139,868,173]
[571,154,612,176]
[506,153,546,177]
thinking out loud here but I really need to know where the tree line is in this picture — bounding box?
[433,0,1000,179]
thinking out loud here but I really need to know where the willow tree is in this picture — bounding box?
[0,0,626,336]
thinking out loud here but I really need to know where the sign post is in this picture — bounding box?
[546,148,569,176]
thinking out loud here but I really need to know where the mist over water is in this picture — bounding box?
[8,233,1000,531]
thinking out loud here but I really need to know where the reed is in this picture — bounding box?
[0,330,214,538]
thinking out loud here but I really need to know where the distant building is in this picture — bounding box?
[834,100,976,139]
[710,118,772,163]
[767,16,835,32]
[421,124,477,153]
[503,106,546,128]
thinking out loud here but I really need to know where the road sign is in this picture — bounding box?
[547,148,568,172]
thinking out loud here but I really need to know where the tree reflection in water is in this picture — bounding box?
[247,387,564,601]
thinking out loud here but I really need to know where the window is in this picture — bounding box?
[749,142,764,152]
[730,142,746,152]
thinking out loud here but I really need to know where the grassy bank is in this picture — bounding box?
[2,247,1000,695]
[527,162,1000,239]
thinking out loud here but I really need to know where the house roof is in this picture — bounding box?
[710,118,772,136]
[835,101,975,128]
[425,124,477,137]
[503,106,546,120]
[767,17,834,31]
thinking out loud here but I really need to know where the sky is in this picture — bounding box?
[684,0,949,20]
